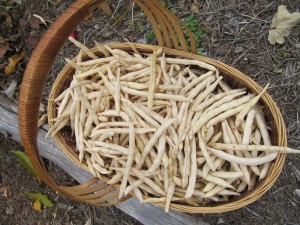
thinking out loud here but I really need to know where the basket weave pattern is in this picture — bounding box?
[18,0,287,213]
[48,43,287,213]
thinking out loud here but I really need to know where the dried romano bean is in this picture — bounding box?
[48,42,299,210]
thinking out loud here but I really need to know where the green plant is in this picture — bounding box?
[185,15,205,54]
[170,7,177,14]
[13,88,19,99]
[139,12,145,18]
[185,16,198,30]
[137,21,145,32]
[26,192,54,208]
[143,15,205,54]
[146,30,155,43]
[12,150,40,182]
[277,46,289,58]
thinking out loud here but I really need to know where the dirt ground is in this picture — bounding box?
[0,0,300,224]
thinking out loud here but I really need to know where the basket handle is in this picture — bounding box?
[18,0,129,205]
[18,0,197,205]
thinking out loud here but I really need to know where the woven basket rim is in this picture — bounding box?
[48,42,287,213]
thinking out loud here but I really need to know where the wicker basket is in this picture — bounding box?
[18,0,287,213]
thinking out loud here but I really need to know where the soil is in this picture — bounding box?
[0,0,300,224]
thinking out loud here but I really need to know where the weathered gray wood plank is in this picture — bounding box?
[0,95,209,225]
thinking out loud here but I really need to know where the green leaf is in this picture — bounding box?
[11,150,39,181]
[146,30,155,43]
[26,192,54,208]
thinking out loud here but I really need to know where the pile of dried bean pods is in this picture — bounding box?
[48,38,299,212]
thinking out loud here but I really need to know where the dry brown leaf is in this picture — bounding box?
[0,187,8,198]
[98,2,113,17]
[29,17,41,29]
[84,11,94,21]
[0,43,11,58]
[190,3,199,14]
[5,14,13,28]
[268,5,300,45]
[4,50,25,76]
[27,34,39,49]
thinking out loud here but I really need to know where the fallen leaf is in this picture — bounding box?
[4,50,25,76]
[28,34,39,49]
[5,14,13,28]
[0,43,11,58]
[11,150,40,181]
[20,19,29,30]
[0,187,8,198]
[234,46,244,54]
[26,192,54,208]
[190,3,199,14]
[29,17,41,29]
[1,79,17,98]
[33,200,42,211]
[268,5,300,45]
[98,1,113,16]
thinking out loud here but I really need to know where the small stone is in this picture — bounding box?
[57,202,68,209]
[206,14,214,22]
[234,46,244,53]
[123,28,132,34]
[294,189,300,198]
[137,38,147,44]
[102,30,114,38]
[101,27,114,38]
[5,206,14,215]
[217,217,225,224]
